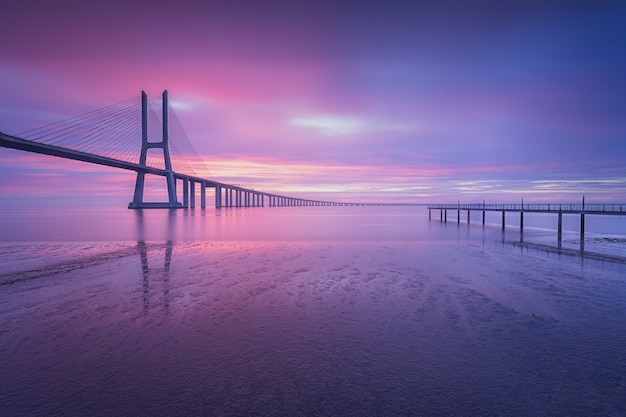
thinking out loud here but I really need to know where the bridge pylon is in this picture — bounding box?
[128,90,183,209]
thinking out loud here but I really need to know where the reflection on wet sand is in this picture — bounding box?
[137,240,172,313]
[135,209,176,313]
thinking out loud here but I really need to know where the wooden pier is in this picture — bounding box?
[427,199,625,248]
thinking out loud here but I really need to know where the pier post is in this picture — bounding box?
[457,209,460,223]
[440,209,443,221]
[519,198,524,232]
[482,200,485,225]
[580,213,585,248]
[501,210,505,230]
[429,209,431,220]
[467,209,470,224]
[215,184,221,208]
[444,209,447,222]
[580,196,586,251]
[558,211,562,247]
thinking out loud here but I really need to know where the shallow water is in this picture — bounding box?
[1,206,625,416]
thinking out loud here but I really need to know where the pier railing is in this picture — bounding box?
[427,201,626,249]
[428,203,625,214]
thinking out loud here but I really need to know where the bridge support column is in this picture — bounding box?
[467,209,470,224]
[183,178,189,208]
[482,210,485,225]
[444,209,447,222]
[128,90,182,209]
[190,181,195,208]
[200,182,206,208]
[214,184,221,208]
[502,210,505,230]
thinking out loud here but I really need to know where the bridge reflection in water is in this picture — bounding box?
[135,209,175,313]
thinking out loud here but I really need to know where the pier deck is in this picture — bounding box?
[427,202,625,248]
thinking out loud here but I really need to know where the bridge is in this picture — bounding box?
[0,90,402,209]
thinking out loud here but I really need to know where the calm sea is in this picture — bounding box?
[2,205,626,257]
[1,206,625,416]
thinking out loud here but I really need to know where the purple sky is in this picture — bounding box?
[1,0,625,205]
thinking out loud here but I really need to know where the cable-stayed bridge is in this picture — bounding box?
[0,90,400,209]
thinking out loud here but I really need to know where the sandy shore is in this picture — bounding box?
[1,240,625,416]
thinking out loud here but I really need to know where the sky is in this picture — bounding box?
[1,0,625,205]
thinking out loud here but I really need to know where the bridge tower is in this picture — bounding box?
[128,90,182,209]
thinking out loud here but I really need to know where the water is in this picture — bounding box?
[1,206,625,416]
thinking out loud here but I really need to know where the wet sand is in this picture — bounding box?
[1,239,625,416]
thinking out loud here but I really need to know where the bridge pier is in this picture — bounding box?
[190,181,196,208]
[128,90,182,209]
[200,182,206,208]
[183,178,189,208]
[215,184,221,208]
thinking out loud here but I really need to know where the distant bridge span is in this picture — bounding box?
[0,91,406,209]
